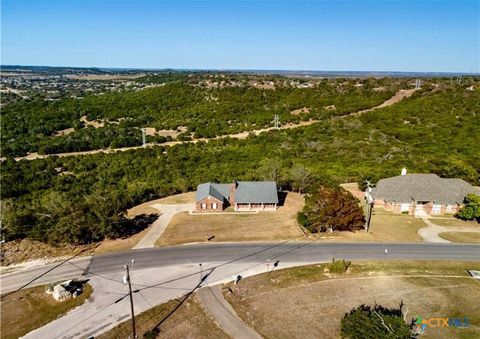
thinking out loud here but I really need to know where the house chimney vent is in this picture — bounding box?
[401,167,407,176]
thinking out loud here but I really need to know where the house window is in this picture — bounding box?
[400,203,410,212]
[201,203,207,210]
[446,205,453,213]
[432,204,441,214]
[212,203,217,209]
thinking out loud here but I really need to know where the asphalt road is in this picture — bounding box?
[2,241,479,294]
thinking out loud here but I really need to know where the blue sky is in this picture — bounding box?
[1,1,479,72]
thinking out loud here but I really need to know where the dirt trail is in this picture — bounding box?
[7,88,416,161]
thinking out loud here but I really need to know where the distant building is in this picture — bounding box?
[195,181,278,212]
[367,170,479,216]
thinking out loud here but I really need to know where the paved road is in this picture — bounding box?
[2,242,479,294]
[2,242,479,338]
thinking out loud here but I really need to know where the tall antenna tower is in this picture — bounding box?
[272,114,280,129]
[141,128,146,147]
[415,78,421,90]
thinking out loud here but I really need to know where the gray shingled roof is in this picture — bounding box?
[195,181,278,204]
[234,181,279,204]
[195,182,230,202]
[371,174,479,204]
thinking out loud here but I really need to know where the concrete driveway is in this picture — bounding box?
[133,204,193,249]
[417,217,480,243]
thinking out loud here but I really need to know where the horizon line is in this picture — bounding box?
[1,64,479,76]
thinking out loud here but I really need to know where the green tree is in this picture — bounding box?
[299,186,365,233]
[456,194,480,222]
[341,303,416,339]
[289,164,315,193]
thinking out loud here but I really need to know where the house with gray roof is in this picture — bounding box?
[195,181,279,212]
[368,170,479,216]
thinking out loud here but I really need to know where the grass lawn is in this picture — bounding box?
[156,192,305,246]
[0,284,93,339]
[429,218,480,228]
[439,232,480,243]
[98,295,227,339]
[307,208,425,242]
[223,261,480,339]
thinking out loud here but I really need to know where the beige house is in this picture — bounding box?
[367,171,479,216]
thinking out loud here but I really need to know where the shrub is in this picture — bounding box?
[456,194,480,222]
[328,258,351,274]
[401,211,409,215]
[341,303,416,339]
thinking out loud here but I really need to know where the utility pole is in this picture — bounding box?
[141,128,146,148]
[364,182,374,232]
[124,264,136,339]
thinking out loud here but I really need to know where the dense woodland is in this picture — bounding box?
[1,75,479,244]
[1,76,401,156]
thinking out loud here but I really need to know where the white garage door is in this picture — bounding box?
[400,204,410,212]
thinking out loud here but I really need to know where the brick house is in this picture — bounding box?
[195,181,278,212]
[367,171,479,216]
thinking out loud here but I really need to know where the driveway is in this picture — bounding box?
[417,217,480,243]
[132,203,193,249]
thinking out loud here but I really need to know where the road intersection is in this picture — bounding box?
[2,242,479,338]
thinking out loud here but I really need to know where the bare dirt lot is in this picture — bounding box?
[156,192,305,246]
[223,261,480,339]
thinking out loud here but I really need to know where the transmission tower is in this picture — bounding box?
[415,78,421,90]
[141,128,146,147]
[272,114,280,129]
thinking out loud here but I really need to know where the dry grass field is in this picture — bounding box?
[439,232,480,243]
[0,284,93,339]
[98,295,227,339]
[430,218,480,228]
[308,208,425,242]
[156,192,305,246]
[223,261,480,339]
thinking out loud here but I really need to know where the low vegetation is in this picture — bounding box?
[341,303,415,339]
[1,78,479,246]
[456,194,480,222]
[328,258,352,274]
[0,283,93,339]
